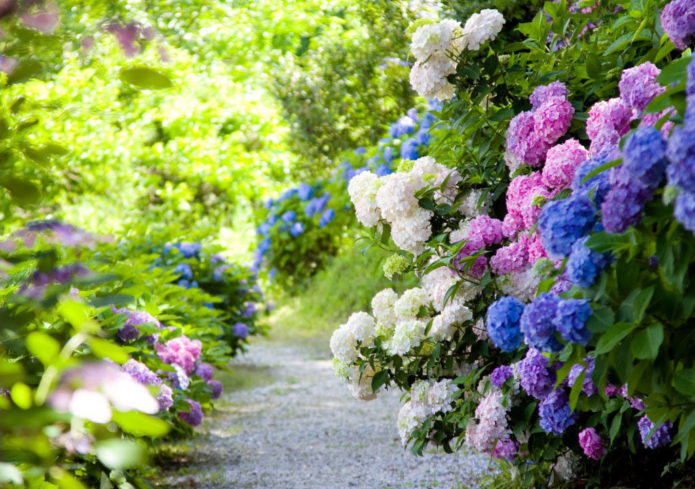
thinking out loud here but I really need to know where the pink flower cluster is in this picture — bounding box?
[466,389,512,454]
[155,336,202,374]
[588,62,669,159]
[456,215,505,276]
[506,82,574,169]
[578,427,605,460]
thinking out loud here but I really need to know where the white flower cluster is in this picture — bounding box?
[397,379,457,444]
[458,189,492,218]
[465,388,511,453]
[349,157,461,255]
[421,261,478,311]
[496,267,541,303]
[408,10,505,100]
[430,302,473,341]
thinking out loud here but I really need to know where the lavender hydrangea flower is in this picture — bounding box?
[157,384,173,411]
[491,365,514,387]
[174,262,193,280]
[566,237,610,288]
[619,127,667,191]
[486,296,525,351]
[565,358,597,396]
[661,0,695,50]
[571,158,612,206]
[539,389,576,434]
[234,322,249,339]
[208,379,224,399]
[123,359,161,385]
[553,299,593,346]
[538,195,596,258]
[297,183,314,201]
[290,222,304,237]
[113,307,162,344]
[618,62,664,113]
[517,348,556,400]
[179,398,203,427]
[520,293,562,352]
[492,439,519,461]
[674,191,695,233]
[195,363,214,382]
[529,81,568,110]
[319,208,335,228]
[638,416,673,448]
[666,126,695,192]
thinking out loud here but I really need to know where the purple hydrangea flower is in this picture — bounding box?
[297,183,314,201]
[157,384,173,411]
[281,210,296,223]
[571,157,612,206]
[196,363,214,382]
[123,359,161,385]
[491,365,514,387]
[538,195,596,259]
[674,191,695,234]
[533,97,574,145]
[661,0,695,50]
[619,126,667,191]
[492,439,519,461]
[618,62,664,113]
[113,307,162,343]
[578,427,606,459]
[601,183,653,234]
[234,322,249,339]
[208,379,223,399]
[319,208,335,228]
[553,299,593,346]
[520,293,562,352]
[565,358,597,396]
[517,348,556,399]
[290,222,304,237]
[174,262,193,280]
[529,81,569,110]
[179,398,203,427]
[539,389,576,434]
[638,416,673,448]
[486,296,525,352]
[666,126,695,192]
[550,272,573,295]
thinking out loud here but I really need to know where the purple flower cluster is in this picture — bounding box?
[195,363,214,381]
[553,299,593,346]
[517,348,555,399]
[538,389,576,434]
[157,384,174,411]
[601,127,667,233]
[113,307,162,343]
[586,98,631,160]
[520,293,562,352]
[486,296,525,351]
[538,195,596,258]
[208,379,224,399]
[638,416,673,449]
[506,82,574,167]
[618,63,664,114]
[179,398,203,427]
[490,365,514,387]
[19,263,90,300]
[565,358,597,396]
[492,439,519,461]
[661,0,695,50]
[123,359,161,385]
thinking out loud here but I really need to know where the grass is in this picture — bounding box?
[266,242,416,340]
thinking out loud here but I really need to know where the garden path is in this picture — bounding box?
[157,339,493,489]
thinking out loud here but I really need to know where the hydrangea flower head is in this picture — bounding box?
[517,348,556,399]
[674,191,695,234]
[566,237,610,287]
[123,359,161,385]
[553,298,593,346]
[661,0,695,50]
[586,98,631,140]
[566,357,597,396]
[486,296,525,351]
[155,336,202,374]
[571,158,612,206]
[533,96,574,144]
[530,81,569,110]
[179,398,203,427]
[521,293,562,351]
[619,62,664,113]
[208,379,223,399]
[539,389,576,434]
[461,9,505,51]
[638,416,673,448]
[538,195,596,258]
[578,428,605,459]
[506,111,549,167]
[666,126,695,191]
[491,365,514,387]
[542,139,589,190]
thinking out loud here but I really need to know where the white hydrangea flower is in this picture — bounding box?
[330,324,358,364]
[497,266,540,303]
[461,9,505,51]
[409,54,458,101]
[433,168,462,205]
[449,219,471,243]
[394,287,430,320]
[458,189,492,217]
[397,400,428,445]
[347,365,378,401]
[421,263,457,311]
[375,172,424,222]
[345,311,376,347]
[410,22,453,61]
[426,379,456,413]
[348,171,382,227]
[371,288,399,333]
[332,358,350,380]
[390,208,433,255]
[429,303,472,341]
[388,319,426,355]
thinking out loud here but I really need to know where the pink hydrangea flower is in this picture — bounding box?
[542,139,589,189]
[640,107,676,138]
[529,81,568,110]
[506,111,550,167]
[467,215,504,247]
[586,98,632,140]
[578,427,606,460]
[492,439,519,461]
[533,97,574,144]
[506,172,544,215]
[502,212,524,239]
[490,240,529,275]
[155,336,202,374]
[526,232,548,264]
[521,186,556,229]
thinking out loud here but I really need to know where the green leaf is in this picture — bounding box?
[585,54,601,79]
[88,338,129,364]
[630,323,663,360]
[26,331,60,366]
[657,55,692,85]
[89,294,135,307]
[120,67,173,90]
[609,412,623,444]
[674,369,695,397]
[10,382,32,409]
[0,176,41,205]
[619,287,654,324]
[112,411,170,438]
[585,231,632,253]
[96,439,147,470]
[569,369,585,410]
[371,370,389,392]
[587,306,614,334]
[594,322,637,355]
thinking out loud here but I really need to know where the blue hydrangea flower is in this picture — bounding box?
[389,116,416,138]
[518,349,556,400]
[553,299,593,346]
[258,237,271,254]
[416,127,431,146]
[539,389,576,434]
[538,195,596,258]
[666,127,695,192]
[319,208,335,228]
[407,107,419,122]
[267,214,278,225]
[174,262,193,280]
[264,198,274,209]
[620,126,667,191]
[520,293,562,352]
[565,358,597,396]
[297,183,314,201]
[212,265,228,282]
[566,237,610,287]
[571,158,612,206]
[355,146,366,155]
[638,416,673,449]
[384,146,394,164]
[346,166,368,182]
[290,222,304,237]
[257,223,271,236]
[176,242,202,258]
[375,164,392,177]
[234,322,249,339]
[282,210,296,223]
[486,296,525,351]
[674,191,695,234]
[401,138,419,161]
[600,183,652,234]
[687,58,695,97]
[278,188,298,202]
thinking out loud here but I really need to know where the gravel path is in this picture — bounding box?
[158,339,494,489]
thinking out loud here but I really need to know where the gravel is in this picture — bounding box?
[157,339,495,489]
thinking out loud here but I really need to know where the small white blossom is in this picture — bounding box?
[394,287,430,320]
[461,9,505,51]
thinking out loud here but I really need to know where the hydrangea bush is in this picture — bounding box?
[331,1,695,487]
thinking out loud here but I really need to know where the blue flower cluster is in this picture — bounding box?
[638,416,673,449]
[538,195,596,258]
[520,293,563,351]
[486,296,525,351]
[518,348,556,399]
[554,299,593,346]
[572,157,612,206]
[538,389,577,435]
[601,127,667,233]
[566,237,611,288]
